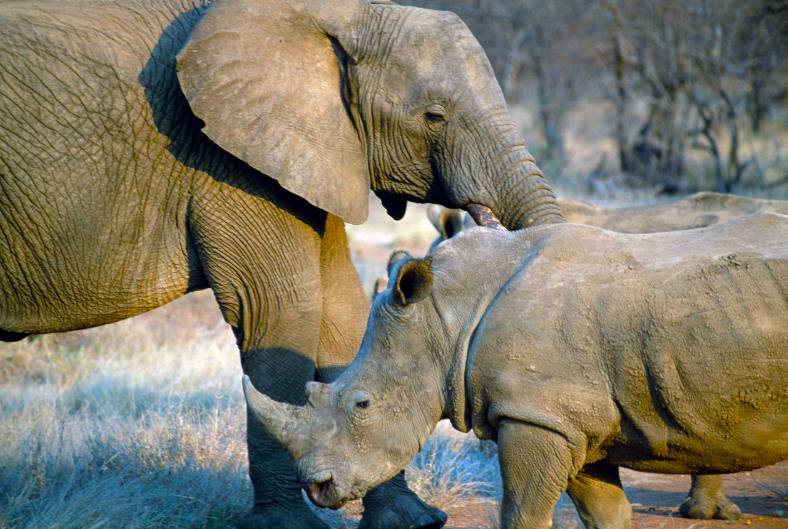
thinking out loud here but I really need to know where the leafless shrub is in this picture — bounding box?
[404,0,788,196]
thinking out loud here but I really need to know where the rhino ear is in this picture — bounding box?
[428,207,465,240]
[393,258,433,306]
[386,250,411,277]
[177,0,371,224]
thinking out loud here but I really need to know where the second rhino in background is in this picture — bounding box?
[429,192,788,246]
[422,190,788,521]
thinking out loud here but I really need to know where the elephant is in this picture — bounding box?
[0,0,565,526]
[423,193,788,520]
[244,212,788,529]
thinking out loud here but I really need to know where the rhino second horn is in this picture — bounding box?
[242,375,310,458]
[465,204,507,231]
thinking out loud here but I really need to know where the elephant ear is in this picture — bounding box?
[177,0,370,224]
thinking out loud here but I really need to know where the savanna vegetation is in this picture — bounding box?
[407,0,788,199]
[2,1,788,528]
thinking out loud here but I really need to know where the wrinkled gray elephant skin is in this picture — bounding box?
[245,213,788,529]
[0,0,564,527]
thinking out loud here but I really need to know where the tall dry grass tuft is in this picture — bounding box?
[405,422,502,510]
[0,292,252,529]
[0,399,249,529]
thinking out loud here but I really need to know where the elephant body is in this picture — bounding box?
[1,3,378,526]
[1,0,213,334]
[244,213,788,529]
[0,0,563,527]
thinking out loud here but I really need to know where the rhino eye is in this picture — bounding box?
[356,400,370,409]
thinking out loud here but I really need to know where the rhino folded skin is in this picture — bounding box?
[245,212,788,519]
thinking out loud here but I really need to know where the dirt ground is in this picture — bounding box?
[443,463,788,529]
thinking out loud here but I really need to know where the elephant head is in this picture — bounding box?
[176,0,563,229]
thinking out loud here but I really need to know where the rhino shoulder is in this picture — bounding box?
[465,271,619,470]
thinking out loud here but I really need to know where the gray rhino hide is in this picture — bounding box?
[458,214,788,474]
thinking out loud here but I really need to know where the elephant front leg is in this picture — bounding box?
[679,475,741,520]
[315,214,447,529]
[497,420,576,529]
[231,284,329,529]
[358,472,447,529]
[566,463,631,529]
[238,347,330,529]
[190,194,333,529]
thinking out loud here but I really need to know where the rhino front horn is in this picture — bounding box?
[242,375,310,458]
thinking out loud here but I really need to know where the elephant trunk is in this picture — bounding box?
[497,153,564,230]
[469,132,564,230]
[242,375,312,461]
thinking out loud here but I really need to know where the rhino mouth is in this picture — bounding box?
[304,470,349,509]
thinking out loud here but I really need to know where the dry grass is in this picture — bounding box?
[407,423,501,510]
[0,253,508,529]
[0,292,250,529]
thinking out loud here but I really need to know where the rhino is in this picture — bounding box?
[421,193,788,520]
[430,192,788,240]
[243,212,788,529]
[560,192,788,233]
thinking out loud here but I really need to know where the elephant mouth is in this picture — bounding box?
[465,203,507,231]
[304,470,349,510]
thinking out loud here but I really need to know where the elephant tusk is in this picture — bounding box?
[465,204,507,231]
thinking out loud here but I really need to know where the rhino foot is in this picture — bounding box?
[679,489,742,520]
[359,473,447,529]
[236,504,330,529]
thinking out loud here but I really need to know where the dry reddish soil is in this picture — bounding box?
[444,463,788,529]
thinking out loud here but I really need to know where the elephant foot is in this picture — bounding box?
[359,501,447,529]
[236,503,330,529]
[359,473,447,529]
[679,487,741,520]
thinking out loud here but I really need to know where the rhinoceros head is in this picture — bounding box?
[243,254,449,508]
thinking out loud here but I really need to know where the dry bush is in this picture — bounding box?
[402,0,788,199]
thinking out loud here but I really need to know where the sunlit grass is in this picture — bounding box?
[0,282,508,528]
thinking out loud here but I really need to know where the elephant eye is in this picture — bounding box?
[356,400,370,409]
[425,111,445,123]
[424,105,447,125]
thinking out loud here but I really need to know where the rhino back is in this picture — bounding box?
[468,213,788,474]
[567,192,788,234]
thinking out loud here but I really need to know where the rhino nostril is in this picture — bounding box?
[310,478,331,496]
[307,470,334,503]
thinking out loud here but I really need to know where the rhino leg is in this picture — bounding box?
[566,463,631,529]
[679,475,741,520]
[497,420,574,529]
